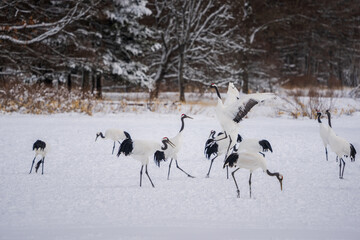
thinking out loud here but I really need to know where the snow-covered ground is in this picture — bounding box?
[1,111,360,239]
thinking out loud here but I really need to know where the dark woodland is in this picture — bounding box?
[0,0,359,101]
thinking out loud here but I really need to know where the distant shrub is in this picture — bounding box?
[0,81,95,115]
[277,88,337,119]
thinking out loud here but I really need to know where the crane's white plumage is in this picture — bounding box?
[224,151,283,198]
[316,111,331,161]
[224,82,240,107]
[235,134,273,156]
[327,129,356,179]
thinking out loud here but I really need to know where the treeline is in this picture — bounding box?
[0,0,359,101]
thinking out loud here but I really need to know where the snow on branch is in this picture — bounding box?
[0,2,97,45]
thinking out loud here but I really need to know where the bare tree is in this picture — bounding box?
[146,0,237,101]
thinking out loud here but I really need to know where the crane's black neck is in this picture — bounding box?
[179,117,185,132]
[237,134,243,143]
[161,140,169,150]
[212,85,221,99]
[266,169,281,180]
[98,132,105,138]
[326,111,332,128]
[124,131,131,139]
[317,113,322,123]
[267,169,283,190]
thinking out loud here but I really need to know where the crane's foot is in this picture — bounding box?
[236,190,240,198]
[205,174,210,178]
[187,174,195,178]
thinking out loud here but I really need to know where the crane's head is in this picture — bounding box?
[210,83,217,89]
[162,137,176,148]
[278,174,283,191]
[237,134,243,143]
[208,130,216,139]
[95,132,104,141]
[181,113,193,119]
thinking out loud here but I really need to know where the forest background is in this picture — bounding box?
[0,0,359,115]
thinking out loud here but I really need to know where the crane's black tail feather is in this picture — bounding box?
[33,140,46,151]
[154,151,166,167]
[259,140,273,152]
[223,153,238,168]
[204,139,218,159]
[117,138,133,157]
[350,143,356,162]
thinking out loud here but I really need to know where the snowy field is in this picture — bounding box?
[1,111,360,239]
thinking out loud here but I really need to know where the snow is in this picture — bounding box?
[1,111,360,239]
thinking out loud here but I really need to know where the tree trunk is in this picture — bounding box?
[149,78,162,100]
[67,72,72,92]
[96,73,102,99]
[91,71,96,94]
[178,45,186,102]
[242,53,249,94]
[81,68,90,95]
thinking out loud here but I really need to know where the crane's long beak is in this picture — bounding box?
[187,116,193,119]
[168,140,176,148]
[279,177,283,191]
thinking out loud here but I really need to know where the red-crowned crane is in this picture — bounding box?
[96,129,131,154]
[117,133,175,187]
[30,140,47,175]
[204,130,231,178]
[223,151,283,198]
[210,83,275,159]
[165,114,195,180]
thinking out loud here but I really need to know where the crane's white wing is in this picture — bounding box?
[225,92,276,123]
[224,82,240,107]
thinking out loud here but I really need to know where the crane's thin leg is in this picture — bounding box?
[225,135,232,180]
[249,173,252,198]
[231,168,241,198]
[206,154,218,178]
[224,134,232,160]
[175,160,195,178]
[35,159,42,173]
[145,165,155,188]
[325,147,328,161]
[29,157,36,174]
[41,157,45,175]
[340,158,345,179]
[336,156,338,162]
[112,142,115,154]
[140,165,144,187]
[167,159,173,180]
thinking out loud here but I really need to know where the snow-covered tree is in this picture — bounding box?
[0,0,153,94]
[145,0,238,101]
